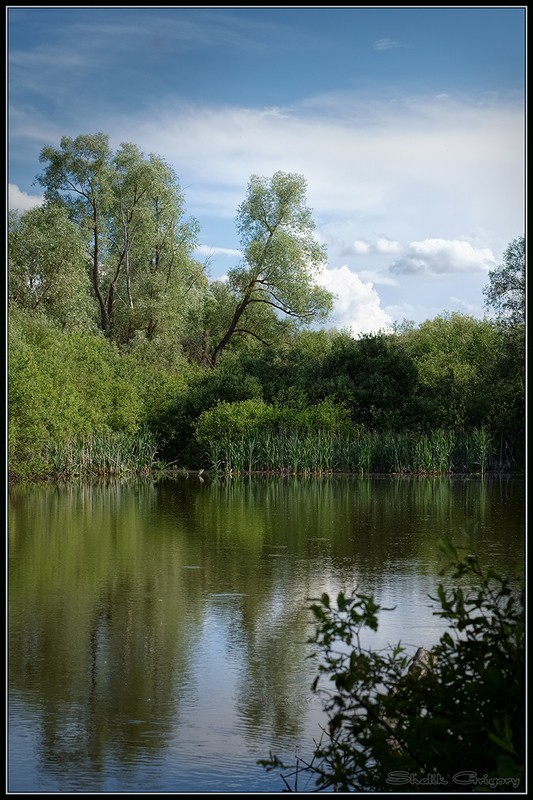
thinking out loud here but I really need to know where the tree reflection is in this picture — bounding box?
[8,475,525,789]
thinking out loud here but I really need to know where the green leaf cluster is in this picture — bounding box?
[263,537,524,792]
[8,308,147,478]
[483,235,525,327]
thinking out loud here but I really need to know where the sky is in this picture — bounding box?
[7,6,526,336]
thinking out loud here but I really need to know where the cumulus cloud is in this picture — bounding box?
[316,265,393,336]
[341,237,403,257]
[345,239,370,256]
[9,183,43,211]
[374,236,403,255]
[389,238,497,276]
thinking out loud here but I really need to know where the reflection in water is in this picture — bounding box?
[8,475,525,792]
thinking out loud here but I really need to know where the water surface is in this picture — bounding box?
[8,475,525,793]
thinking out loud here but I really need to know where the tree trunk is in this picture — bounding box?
[211,295,250,366]
[91,216,109,332]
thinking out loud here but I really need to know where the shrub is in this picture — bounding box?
[260,536,524,792]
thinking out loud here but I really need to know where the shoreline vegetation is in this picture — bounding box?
[9,424,522,483]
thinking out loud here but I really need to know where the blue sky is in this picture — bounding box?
[7,6,525,335]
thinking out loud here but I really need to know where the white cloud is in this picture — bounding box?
[108,91,522,243]
[195,244,242,259]
[449,296,483,315]
[316,265,393,336]
[349,240,371,255]
[8,183,43,211]
[7,85,522,329]
[389,238,497,276]
[9,89,523,263]
[374,236,403,255]
[374,38,400,51]
[340,237,403,258]
[358,270,399,287]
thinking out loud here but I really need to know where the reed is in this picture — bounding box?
[44,429,158,478]
[201,426,502,476]
[357,430,374,475]
[470,426,492,475]
[430,429,456,475]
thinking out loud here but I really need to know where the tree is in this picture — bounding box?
[483,235,525,326]
[399,313,501,431]
[317,330,419,429]
[8,205,96,332]
[107,143,205,347]
[209,172,334,366]
[228,328,337,409]
[37,133,203,343]
[37,133,113,331]
[261,537,524,792]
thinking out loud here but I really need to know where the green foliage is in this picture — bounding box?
[8,311,58,478]
[483,235,525,327]
[319,331,419,429]
[200,278,296,366]
[8,204,96,331]
[195,398,274,442]
[43,429,158,478]
[194,414,504,476]
[481,324,525,466]
[219,328,335,409]
[149,355,264,468]
[400,313,513,432]
[8,308,147,479]
[194,398,351,473]
[210,171,334,365]
[261,537,524,792]
[8,146,525,479]
[37,132,204,345]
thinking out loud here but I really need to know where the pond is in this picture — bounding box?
[8,474,525,793]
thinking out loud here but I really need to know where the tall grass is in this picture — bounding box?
[200,427,503,477]
[43,429,158,479]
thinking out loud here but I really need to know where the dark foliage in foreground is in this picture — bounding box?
[260,535,524,792]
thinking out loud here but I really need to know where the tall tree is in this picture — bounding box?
[8,205,95,332]
[38,133,113,331]
[210,172,334,366]
[483,234,525,326]
[108,144,204,346]
[37,133,203,343]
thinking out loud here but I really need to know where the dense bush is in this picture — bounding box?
[194,398,351,472]
[8,309,147,479]
[317,331,420,429]
[261,536,524,792]
[149,355,265,468]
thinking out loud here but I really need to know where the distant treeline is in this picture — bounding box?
[8,305,524,480]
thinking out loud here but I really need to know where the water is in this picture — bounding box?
[8,474,525,793]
